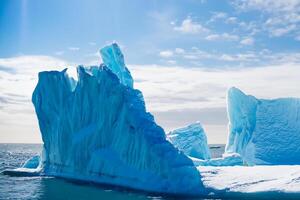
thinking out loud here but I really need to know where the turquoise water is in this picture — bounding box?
[0,144,224,200]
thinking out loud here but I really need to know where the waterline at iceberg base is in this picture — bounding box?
[3,43,300,198]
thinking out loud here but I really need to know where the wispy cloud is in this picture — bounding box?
[173,17,210,34]
[208,12,228,23]
[205,33,239,41]
[159,50,174,58]
[232,0,300,38]
[240,37,254,45]
[0,65,16,74]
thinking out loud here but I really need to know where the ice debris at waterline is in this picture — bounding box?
[225,87,300,165]
[168,122,211,160]
[17,43,204,195]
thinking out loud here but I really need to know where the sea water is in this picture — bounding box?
[0,143,224,200]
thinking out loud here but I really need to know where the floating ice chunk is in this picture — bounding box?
[168,122,211,160]
[226,87,300,165]
[100,43,133,88]
[22,155,40,169]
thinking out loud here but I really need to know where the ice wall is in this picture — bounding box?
[226,87,300,165]
[168,123,211,160]
[31,43,204,195]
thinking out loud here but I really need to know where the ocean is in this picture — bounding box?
[0,143,225,200]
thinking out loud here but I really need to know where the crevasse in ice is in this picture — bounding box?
[168,122,211,160]
[225,87,300,165]
[31,43,204,195]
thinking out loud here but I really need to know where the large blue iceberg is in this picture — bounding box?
[30,43,204,195]
[225,87,300,165]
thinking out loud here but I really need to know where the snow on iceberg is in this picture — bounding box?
[30,43,204,195]
[168,122,211,160]
[225,87,300,165]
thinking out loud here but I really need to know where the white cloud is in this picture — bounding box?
[208,12,228,23]
[233,0,300,38]
[233,0,300,13]
[130,63,300,112]
[175,48,185,54]
[205,33,239,41]
[0,55,70,143]
[240,37,254,45]
[159,50,173,58]
[226,17,238,24]
[270,25,297,37]
[174,17,210,34]
[68,47,80,51]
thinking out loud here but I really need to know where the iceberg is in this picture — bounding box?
[29,43,204,195]
[192,153,244,166]
[168,122,211,160]
[225,87,300,165]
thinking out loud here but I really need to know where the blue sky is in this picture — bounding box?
[1,0,300,143]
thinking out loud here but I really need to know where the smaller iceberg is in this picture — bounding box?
[192,153,244,167]
[225,87,300,165]
[168,122,211,160]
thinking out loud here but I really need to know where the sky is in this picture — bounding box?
[0,0,300,144]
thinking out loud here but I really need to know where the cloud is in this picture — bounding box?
[0,55,71,143]
[129,63,300,138]
[174,17,210,34]
[269,25,297,37]
[208,12,228,23]
[232,0,300,38]
[0,55,68,74]
[159,46,300,67]
[232,0,300,13]
[0,65,16,74]
[240,37,254,45]
[159,50,174,58]
[68,47,80,51]
[226,17,238,24]
[205,33,239,41]
[175,48,185,54]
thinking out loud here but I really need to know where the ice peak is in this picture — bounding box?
[100,43,133,88]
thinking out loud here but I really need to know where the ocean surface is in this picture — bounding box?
[0,143,225,200]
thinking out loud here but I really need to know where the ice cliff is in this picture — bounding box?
[225,87,300,165]
[31,43,204,195]
[168,122,211,160]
